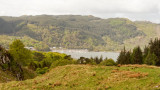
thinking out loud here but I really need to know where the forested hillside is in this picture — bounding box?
[0,15,159,51]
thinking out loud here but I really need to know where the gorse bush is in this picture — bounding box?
[28,50,76,75]
[36,67,49,75]
[100,59,117,66]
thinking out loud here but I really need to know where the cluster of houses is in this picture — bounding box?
[25,46,88,53]
[24,47,36,51]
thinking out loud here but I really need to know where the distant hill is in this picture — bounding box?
[0,15,159,51]
[1,65,160,89]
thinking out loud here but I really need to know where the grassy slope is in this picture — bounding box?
[1,65,160,90]
[0,68,16,83]
[0,67,37,83]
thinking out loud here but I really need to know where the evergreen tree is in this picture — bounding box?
[94,56,102,64]
[117,46,126,64]
[149,38,160,65]
[77,57,86,64]
[99,55,103,63]
[9,39,32,66]
[143,46,149,57]
[125,51,131,64]
[144,51,157,65]
[131,46,143,64]
[143,46,149,63]
[90,56,94,60]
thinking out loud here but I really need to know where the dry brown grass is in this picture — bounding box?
[122,64,160,69]
[111,69,148,78]
[117,64,121,67]
[97,69,149,86]
[53,82,62,86]
[127,73,148,78]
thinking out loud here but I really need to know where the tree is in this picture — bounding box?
[131,46,143,64]
[100,59,117,66]
[117,46,126,64]
[77,57,86,64]
[64,55,73,60]
[149,38,160,65]
[28,61,37,71]
[99,55,103,63]
[144,51,157,65]
[33,51,45,62]
[35,43,50,51]
[9,39,32,66]
[143,46,149,63]
[125,51,131,64]
[143,46,149,57]
[94,56,102,64]
[42,61,47,67]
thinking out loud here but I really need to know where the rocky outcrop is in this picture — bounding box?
[0,45,24,81]
[0,47,10,64]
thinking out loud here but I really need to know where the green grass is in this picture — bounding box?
[0,64,160,90]
[0,67,37,84]
[0,68,16,83]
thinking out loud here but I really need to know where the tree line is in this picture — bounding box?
[117,38,160,66]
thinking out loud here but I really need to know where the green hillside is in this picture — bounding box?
[1,64,160,90]
[0,68,16,83]
[0,64,37,83]
[0,15,159,51]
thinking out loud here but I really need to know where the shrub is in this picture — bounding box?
[36,67,49,75]
[100,59,117,66]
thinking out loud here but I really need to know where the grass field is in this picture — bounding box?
[1,64,160,90]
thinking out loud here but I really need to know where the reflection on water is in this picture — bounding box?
[52,50,119,61]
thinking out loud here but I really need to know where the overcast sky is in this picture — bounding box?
[0,0,160,23]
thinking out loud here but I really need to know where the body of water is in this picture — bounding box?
[52,50,120,61]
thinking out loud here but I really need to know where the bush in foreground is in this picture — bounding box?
[36,67,49,75]
[100,59,117,66]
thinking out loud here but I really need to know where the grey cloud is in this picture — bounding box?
[0,0,160,23]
